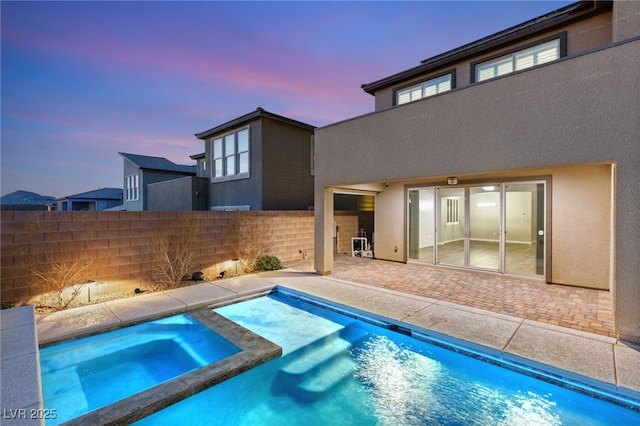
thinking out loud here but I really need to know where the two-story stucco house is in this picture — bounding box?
[314,0,640,341]
[119,152,197,211]
[195,107,316,211]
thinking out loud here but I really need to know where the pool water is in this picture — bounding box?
[134,294,640,425]
[39,313,240,425]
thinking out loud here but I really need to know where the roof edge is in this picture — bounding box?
[118,152,196,174]
[194,107,316,140]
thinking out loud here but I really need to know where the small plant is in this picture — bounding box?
[153,219,200,289]
[226,212,274,273]
[1,301,15,310]
[29,250,95,311]
[256,255,282,271]
[20,216,95,311]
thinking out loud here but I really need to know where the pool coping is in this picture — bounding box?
[2,269,639,424]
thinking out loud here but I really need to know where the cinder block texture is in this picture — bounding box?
[0,211,364,304]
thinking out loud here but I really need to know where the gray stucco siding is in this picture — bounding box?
[316,41,639,186]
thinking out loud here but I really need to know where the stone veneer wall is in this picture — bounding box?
[1,210,361,305]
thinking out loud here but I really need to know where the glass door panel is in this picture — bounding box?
[408,188,435,262]
[469,185,501,271]
[436,187,465,267]
[505,182,545,276]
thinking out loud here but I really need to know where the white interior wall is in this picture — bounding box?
[418,190,434,247]
[505,191,534,243]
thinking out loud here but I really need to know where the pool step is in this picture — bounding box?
[281,338,353,376]
[295,355,357,400]
[277,323,369,401]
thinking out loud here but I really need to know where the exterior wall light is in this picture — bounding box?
[447,177,458,185]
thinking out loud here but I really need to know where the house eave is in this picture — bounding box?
[195,107,316,140]
[118,152,196,174]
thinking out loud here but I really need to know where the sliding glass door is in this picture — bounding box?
[469,185,501,270]
[408,188,435,262]
[505,183,545,275]
[436,187,465,267]
[408,181,545,277]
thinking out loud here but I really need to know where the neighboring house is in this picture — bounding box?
[119,152,197,211]
[195,107,316,211]
[313,0,640,341]
[55,188,123,211]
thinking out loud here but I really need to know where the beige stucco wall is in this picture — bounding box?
[373,183,405,262]
[551,164,613,289]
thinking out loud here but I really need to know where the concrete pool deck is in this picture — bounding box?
[2,269,639,424]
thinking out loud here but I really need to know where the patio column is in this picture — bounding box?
[314,186,334,275]
[614,157,640,343]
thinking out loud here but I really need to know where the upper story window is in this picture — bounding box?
[125,174,139,201]
[474,35,564,83]
[396,73,452,105]
[212,127,249,181]
[196,158,206,177]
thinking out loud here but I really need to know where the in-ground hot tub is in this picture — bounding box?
[39,309,280,425]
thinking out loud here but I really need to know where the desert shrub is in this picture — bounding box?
[21,215,95,311]
[226,212,274,273]
[153,219,200,289]
[256,255,282,271]
[29,250,95,311]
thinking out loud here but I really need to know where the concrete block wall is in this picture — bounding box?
[1,210,360,305]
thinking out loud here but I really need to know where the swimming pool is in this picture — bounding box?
[39,313,242,425]
[134,293,640,425]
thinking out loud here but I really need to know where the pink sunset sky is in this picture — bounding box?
[1,1,572,198]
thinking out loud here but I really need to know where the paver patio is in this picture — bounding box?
[288,254,616,338]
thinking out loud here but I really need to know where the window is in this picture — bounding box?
[446,197,459,224]
[211,128,249,180]
[475,38,561,82]
[238,129,249,174]
[224,134,235,175]
[125,174,139,201]
[213,138,223,178]
[197,158,206,177]
[397,74,452,105]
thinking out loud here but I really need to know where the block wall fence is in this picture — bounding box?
[0,210,363,305]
